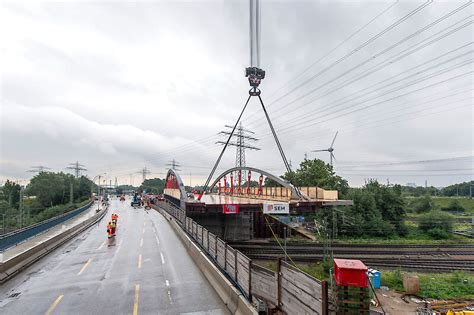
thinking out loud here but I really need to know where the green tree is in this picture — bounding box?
[283,158,349,197]
[25,172,91,208]
[341,186,396,237]
[140,178,166,194]
[418,210,454,235]
[264,177,282,187]
[410,195,434,213]
[365,181,406,234]
[442,199,465,212]
[0,180,21,208]
[0,200,15,216]
[442,181,472,197]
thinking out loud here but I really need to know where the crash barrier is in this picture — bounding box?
[0,203,108,283]
[157,201,329,314]
[0,200,94,252]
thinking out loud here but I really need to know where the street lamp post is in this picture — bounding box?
[95,174,105,195]
[91,173,106,211]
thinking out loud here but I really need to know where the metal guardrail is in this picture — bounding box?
[0,200,94,252]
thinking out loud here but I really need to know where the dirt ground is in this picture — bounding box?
[372,289,419,315]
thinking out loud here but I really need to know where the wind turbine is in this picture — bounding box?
[312,131,338,167]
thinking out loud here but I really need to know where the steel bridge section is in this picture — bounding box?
[208,166,307,200]
[165,169,187,209]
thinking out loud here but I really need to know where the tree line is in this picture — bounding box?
[275,158,461,240]
[0,172,96,231]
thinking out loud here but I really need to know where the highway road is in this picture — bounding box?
[0,198,228,315]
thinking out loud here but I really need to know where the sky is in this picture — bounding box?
[0,0,472,188]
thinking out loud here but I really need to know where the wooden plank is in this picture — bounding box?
[252,263,275,276]
[281,276,322,305]
[237,264,250,295]
[226,247,236,279]
[280,289,321,315]
[236,251,250,266]
[216,239,226,269]
[251,267,277,305]
[202,228,208,251]
[280,263,324,314]
[281,264,322,297]
[208,234,216,259]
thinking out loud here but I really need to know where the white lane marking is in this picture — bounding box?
[167,290,173,304]
[97,240,106,250]
[45,294,64,315]
[155,236,160,245]
[165,280,169,287]
[140,238,143,247]
[160,252,165,264]
[77,258,92,275]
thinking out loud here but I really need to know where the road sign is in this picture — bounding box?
[223,204,239,214]
[263,203,289,214]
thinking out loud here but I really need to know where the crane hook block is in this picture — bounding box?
[245,67,265,88]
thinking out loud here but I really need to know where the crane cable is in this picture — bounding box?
[199,0,296,200]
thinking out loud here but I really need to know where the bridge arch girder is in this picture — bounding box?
[165,169,187,209]
[208,166,307,200]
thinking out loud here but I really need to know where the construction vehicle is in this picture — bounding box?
[131,193,141,207]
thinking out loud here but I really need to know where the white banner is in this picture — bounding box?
[263,203,290,214]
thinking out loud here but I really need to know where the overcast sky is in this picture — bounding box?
[0,0,472,188]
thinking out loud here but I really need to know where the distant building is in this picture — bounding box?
[406,182,417,188]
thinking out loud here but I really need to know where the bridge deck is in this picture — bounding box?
[191,194,287,205]
[189,193,353,206]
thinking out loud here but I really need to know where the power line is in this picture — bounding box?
[66,161,87,178]
[258,69,473,139]
[137,166,151,182]
[245,13,473,129]
[266,0,434,108]
[262,0,399,102]
[166,159,181,171]
[278,98,471,149]
[27,165,51,174]
[216,123,260,170]
[250,41,473,127]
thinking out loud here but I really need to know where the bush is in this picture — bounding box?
[427,227,450,239]
[395,222,409,237]
[418,210,454,233]
[381,268,404,291]
[442,199,465,213]
[411,195,433,213]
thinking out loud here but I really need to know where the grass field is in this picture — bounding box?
[406,196,474,213]
[381,269,474,299]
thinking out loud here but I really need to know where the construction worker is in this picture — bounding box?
[107,221,114,238]
[110,220,116,237]
[111,213,119,224]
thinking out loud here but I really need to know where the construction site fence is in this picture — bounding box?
[156,201,329,315]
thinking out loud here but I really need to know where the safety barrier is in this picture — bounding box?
[0,200,94,252]
[156,201,329,314]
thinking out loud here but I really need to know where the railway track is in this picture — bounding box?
[230,241,474,271]
[230,241,474,249]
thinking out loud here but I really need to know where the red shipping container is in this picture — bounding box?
[334,259,368,288]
